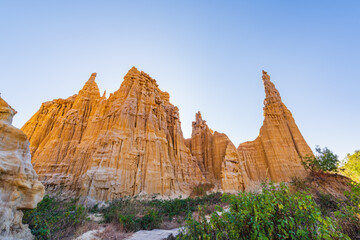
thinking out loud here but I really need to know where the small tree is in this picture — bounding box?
[301,146,339,173]
[342,150,360,181]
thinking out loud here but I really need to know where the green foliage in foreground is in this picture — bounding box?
[178,182,349,240]
[23,181,360,239]
[22,192,222,239]
[100,192,222,232]
[22,195,87,240]
[342,150,360,182]
[301,146,340,173]
[334,182,360,238]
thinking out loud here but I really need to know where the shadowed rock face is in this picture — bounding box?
[21,68,313,201]
[0,97,44,240]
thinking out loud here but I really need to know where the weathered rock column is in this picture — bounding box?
[238,71,313,183]
[0,97,45,240]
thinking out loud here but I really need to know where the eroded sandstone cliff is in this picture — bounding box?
[22,68,204,201]
[0,97,44,240]
[21,68,313,201]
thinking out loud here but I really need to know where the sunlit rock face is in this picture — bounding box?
[22,68,204,201]
[22,68,313,201]
[0,97,44,240]
[238,71,313,182]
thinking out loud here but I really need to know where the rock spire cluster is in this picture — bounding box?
[21,68,313,201]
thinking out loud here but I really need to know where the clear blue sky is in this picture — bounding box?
[1,0,359,159]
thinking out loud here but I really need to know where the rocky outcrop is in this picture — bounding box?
[238,71,313,182]
[22,68,204,201]
[0,97,44,240]
[186,112,249,192]
[21,68,313,201]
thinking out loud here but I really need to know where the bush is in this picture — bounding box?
[22,195,87,239]
[334,182,360,239]
[148,192,222,220]
[191,183,215,196]
[316,193,339,216]
[101,193,222,232]
[302,146,340,173]
[178,182,349,240]
[117,209,162,232]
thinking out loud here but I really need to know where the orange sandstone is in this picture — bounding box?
[22,68,204,201]
[22,68,313,201]
[238,71,313,182]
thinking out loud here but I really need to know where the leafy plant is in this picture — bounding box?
[101,192,222,232]
[22,195,87,239]
[334,182,360,239]
[178,182,349,240]
[316,193,339,216]
[117,209,162,231]
[302,146,340,173]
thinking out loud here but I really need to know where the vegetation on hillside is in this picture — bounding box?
[301,146,340,173]
[178,182,350,240]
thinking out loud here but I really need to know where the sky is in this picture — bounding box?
[1,0,359,159]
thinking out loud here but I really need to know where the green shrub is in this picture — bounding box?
[302,146,340,173]
[316,193,340,216]
[115,209,162,231]
[148,193,221,220]
[334,182,360,239]
[191,183,215,196]
[101,193,222,232]
[22,195,87,239]
[178,182,349,240]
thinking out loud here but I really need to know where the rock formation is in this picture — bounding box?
[0,97,44,240]
[238,71,313,182]
[22,68,204,201]
[186,112,249,192]
[21,68,313,201]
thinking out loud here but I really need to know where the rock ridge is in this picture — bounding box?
[21,68,313,201]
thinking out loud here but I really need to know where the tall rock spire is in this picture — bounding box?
[238,70,313,182]
[78,72,100,99]
[262,70,281,106]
